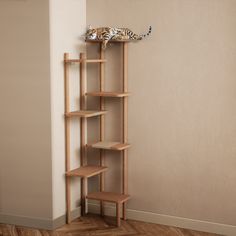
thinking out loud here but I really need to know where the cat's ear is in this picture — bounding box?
[88,25,92,30]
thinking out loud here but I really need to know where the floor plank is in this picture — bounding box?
[0,214,223,236]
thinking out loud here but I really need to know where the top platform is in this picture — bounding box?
[85,39,131,43]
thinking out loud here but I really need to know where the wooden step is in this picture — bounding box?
[86,91,130,98]
[86,39,131,43]
[65,59,106,64]
[86,59,106,63]
[66,165,108,178]
[87,141,131,151]
[65,110,107,118]
[87,192,130,203]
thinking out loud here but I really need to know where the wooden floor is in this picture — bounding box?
[0,214,222,236]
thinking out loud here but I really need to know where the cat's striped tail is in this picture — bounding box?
[139,26,152,40]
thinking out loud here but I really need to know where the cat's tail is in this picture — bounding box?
[138,26,152,40]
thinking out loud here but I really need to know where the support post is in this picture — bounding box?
[64,53,71,223]
[116,203,121,227]
[122,43,128,220]
[99,44,105,216]
[80,53,87,216]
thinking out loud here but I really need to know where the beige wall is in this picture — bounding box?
[49,0,86,219]
[87,0,236,227]
[1,0,236,232]
[0,0,52,219]
[0,0,86,226]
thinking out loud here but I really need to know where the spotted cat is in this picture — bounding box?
[86,25,152,49]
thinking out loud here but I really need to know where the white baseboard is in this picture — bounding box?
[0,213,53,230]
[0,207,80,230]
[88,202,236,236]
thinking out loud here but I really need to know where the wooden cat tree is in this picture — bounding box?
[64,40,130,227]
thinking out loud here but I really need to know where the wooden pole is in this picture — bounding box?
[99,44,105,216]
[80,53,87,216]
[122,43,128,220]
[116,203,121,227]
[64,53,71,223]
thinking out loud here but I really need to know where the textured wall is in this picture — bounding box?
[87,0,236,226]
[0,0,52,219]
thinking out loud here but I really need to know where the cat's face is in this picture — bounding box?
[86,26,97,40]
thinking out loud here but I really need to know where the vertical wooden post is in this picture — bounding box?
[116,203,121,227]
[80,52,87,216]
[99,44,105,215]
[64,53,71,224]
[122,43,128,220]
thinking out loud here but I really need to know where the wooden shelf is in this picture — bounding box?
[65,59,106,64]
[65,110,107,118]
[66,165,108,178]
[86,39,131,43]
[86,91,130,98]
[87,141,131,151]
[87,192,130,203]
[86,59,106,63]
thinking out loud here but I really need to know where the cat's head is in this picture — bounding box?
[86,25,97,40]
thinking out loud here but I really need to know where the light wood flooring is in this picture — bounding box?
[0,214,223,236]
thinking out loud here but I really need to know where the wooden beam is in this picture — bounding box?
[116,203,121,227]
[99,43,105,216]
[80,53,87,216]
[64,53,71,224]
[122,42,128,220]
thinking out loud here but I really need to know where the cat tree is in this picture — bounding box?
[64,40,131,227]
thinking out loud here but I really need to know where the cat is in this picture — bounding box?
[85,25,152,49]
